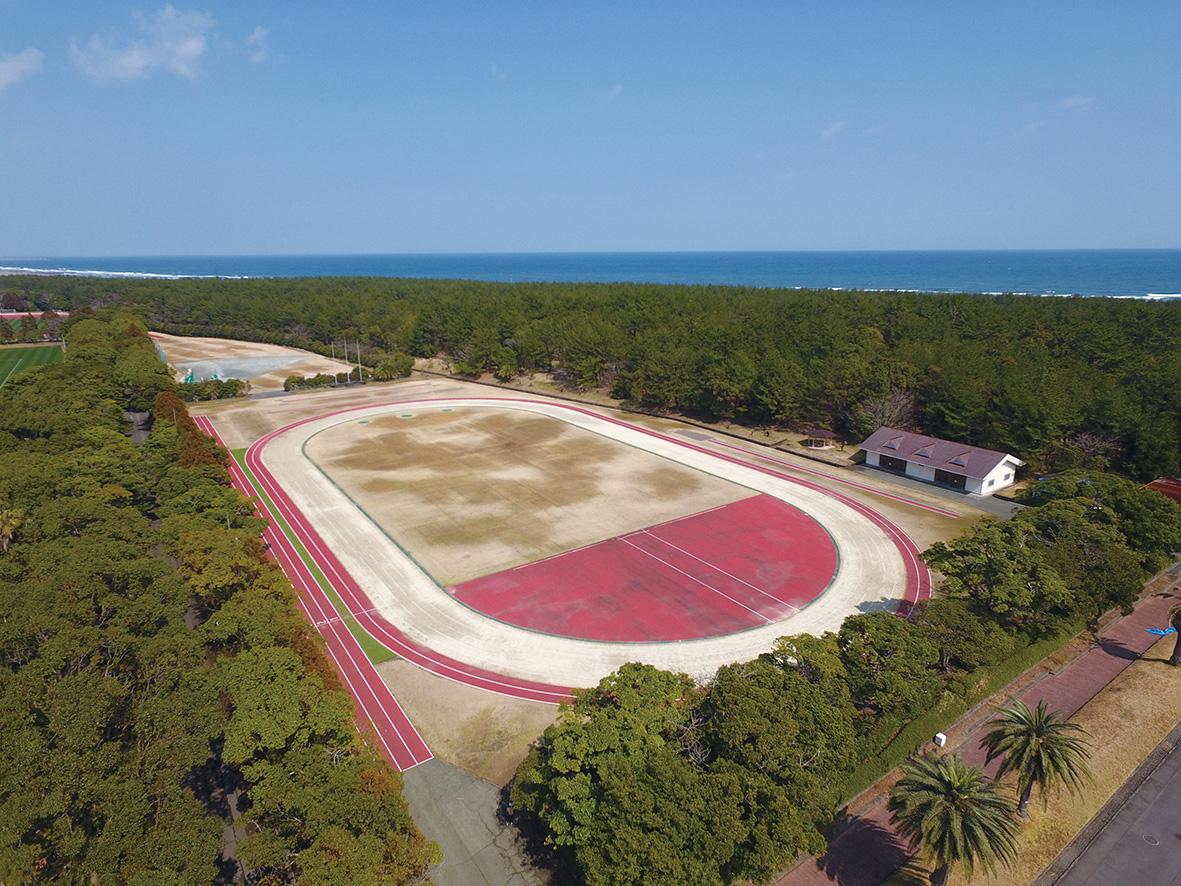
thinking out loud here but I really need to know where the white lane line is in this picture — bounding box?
[205,417,432,766]
[635,528,801,612]
[616,536,773,624]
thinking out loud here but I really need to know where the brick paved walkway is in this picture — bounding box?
[776,569,1181,886]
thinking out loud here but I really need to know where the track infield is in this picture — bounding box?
[450,494,839,641]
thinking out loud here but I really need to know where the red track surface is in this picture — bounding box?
[451,495,839,641]
[195,417,434,771]
[199,395,929,717]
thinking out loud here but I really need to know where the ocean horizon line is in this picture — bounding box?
[2,249,1180,299]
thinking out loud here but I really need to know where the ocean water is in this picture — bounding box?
[2,250,1180,298]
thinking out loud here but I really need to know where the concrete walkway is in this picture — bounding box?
[402,759,547,886]
[776,568,1181,886]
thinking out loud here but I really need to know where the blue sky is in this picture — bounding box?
[1,2,1178,254]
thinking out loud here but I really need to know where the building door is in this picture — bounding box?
[879,454,908,473]
[934,468,967,490]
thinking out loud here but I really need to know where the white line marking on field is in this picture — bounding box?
[616,536,773,623]
[0,354,27,388]
[635,528,800,612]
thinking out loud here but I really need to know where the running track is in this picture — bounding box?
[240,396,931,618]
[197,396,930,732]
[708,439,962,519]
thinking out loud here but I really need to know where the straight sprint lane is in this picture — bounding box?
[195,416,434,771]
[246,396,932,621]
[199,414,573,705]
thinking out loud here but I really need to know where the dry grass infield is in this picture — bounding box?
[886,636,1181,886]
[304,406,752,585]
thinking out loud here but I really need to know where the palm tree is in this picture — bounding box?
[981,697,1091,817]
[888,753,1019,886]
[0,507,24,553]
[1170,604,1181,667]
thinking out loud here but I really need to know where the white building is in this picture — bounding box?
[858,427,1024,496]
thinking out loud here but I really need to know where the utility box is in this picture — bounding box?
[933,732,948,748]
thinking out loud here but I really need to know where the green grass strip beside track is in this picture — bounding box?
[231,449,396,664]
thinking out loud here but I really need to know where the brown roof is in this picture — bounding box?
[858,427,1022,480]
[1146,478,1181,505]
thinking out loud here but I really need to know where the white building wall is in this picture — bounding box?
[979,459,1019,494]
[865,451,881,467]
[905,462,937,482]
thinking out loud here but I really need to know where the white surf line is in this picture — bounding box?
[635,528,801,612]
[0,354,27,389]
[616,536,774,624]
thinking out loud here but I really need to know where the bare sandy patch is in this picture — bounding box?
[151,332,354,391]
[304,406,751,584]
[377,659,559,785]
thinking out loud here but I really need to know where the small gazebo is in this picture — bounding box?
[799,427,838,450]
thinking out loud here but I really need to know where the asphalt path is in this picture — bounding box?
[1053,723,1181,886]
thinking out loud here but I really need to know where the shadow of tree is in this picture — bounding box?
[1097,637,1145,662]
[816,812,912,886]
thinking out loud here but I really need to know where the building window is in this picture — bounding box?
[988,479,995,488]
[1004,473,1012,481]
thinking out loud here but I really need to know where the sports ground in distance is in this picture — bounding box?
[0,343,63,388]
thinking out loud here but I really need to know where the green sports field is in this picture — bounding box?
[0,344,64,388]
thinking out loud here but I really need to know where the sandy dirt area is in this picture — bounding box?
[192,377,456,449]
[377,659,559,786]
[151,332,355,391]
[304,407,750,585]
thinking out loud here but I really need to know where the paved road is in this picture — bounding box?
[402,759,546,886]
[776,575,1181,886]
[1053,725,1181,886]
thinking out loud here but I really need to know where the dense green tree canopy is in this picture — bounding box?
[0,315,434,883]
[4,274,1179,478]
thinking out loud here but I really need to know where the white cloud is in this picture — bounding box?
[246,25,269,64]
[608,83,623,99]
[488,62,506,80]
[1062,94,1094,110]
[70,5,215,81]
[0,47,44,94]
[821,120,847,141]
[1014,120,1046,138]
